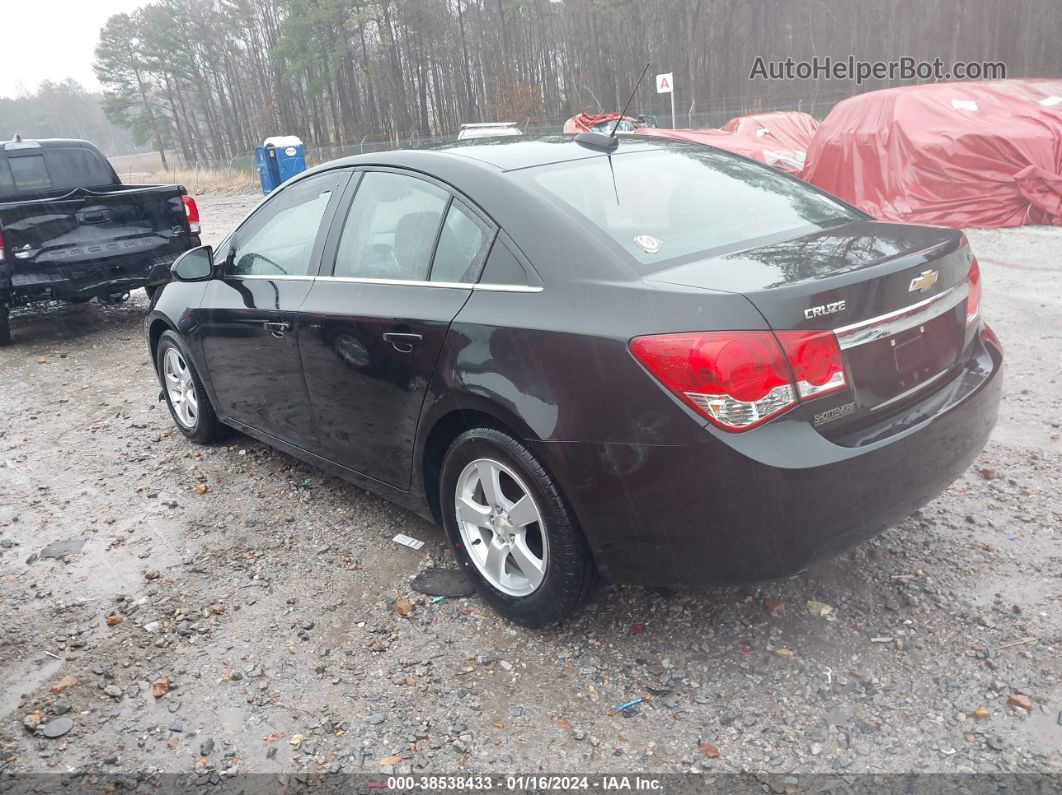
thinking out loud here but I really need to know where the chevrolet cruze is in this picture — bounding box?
[146,136,1003,626]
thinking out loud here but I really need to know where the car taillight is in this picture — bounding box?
[0,227,5,263]
[630,330,847,431]
[966,257,981,327]
[775,331,847,399]
[182,195,201,235]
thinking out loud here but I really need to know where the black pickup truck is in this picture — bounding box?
[0,137,200,344]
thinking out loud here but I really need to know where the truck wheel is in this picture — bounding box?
[0,307,9,346]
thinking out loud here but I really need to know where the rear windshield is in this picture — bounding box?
[517,147,860,271]
[0,147,118,198]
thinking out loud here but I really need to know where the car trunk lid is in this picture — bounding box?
[645,220,974,422]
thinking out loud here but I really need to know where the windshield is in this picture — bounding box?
[517,147,860,271]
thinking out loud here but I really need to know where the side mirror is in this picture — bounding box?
[171,245,215,282]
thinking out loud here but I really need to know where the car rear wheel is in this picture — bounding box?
[440,427,597,627]
[157,331,225,443]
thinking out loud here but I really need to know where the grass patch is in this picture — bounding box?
[121,166,257,194]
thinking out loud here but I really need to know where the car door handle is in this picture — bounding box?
[263,320,292,337]
[383,332,423,353]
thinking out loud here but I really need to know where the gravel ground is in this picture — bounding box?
[0,193,1059,782]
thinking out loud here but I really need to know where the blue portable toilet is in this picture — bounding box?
[253,145,281,195]
[265,136,307,185]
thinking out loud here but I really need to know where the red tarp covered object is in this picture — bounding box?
[802,79,1062,228]
[563,112,636,134]
[633,111,818,175]
[721,111,819,171]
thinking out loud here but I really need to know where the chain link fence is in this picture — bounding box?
[114,93,850,192]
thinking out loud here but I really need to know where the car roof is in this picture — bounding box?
[314,133,685,174]
[1,138,98,152]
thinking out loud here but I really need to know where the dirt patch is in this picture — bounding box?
[0,201,1058,778]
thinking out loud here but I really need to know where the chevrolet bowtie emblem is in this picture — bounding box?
[908,270,939,292]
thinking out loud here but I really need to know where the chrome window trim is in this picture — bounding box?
[834,284,966,350]
[227,274,542,293]
[868,367,952,412]
[226,274,314,281]
[317,275,467,289]
[470,282,543,293]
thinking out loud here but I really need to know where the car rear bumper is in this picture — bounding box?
[534,329,1003,586]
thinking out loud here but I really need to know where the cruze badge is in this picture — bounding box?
[908,269,939,292]
[804,299,846,320]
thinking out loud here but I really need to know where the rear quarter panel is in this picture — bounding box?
[422,279,771,447]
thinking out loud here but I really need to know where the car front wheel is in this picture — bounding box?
[157,330,225,443]
[440,427,598,627]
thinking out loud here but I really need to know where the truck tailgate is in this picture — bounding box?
[0,184,193,269]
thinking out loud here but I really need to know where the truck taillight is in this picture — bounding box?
[966,257,981,327]
[182,195,201,235]
[630,330,847,431]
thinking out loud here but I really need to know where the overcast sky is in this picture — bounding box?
[1,0,147,99]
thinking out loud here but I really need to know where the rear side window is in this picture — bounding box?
[0,148,117,196]
[430,201,493,283]
[44,148,117,190]
[7,155,51,191]
[480,238,532,286]
[334,171,449,281]
[518,148,859,272]
[0,161,14,195]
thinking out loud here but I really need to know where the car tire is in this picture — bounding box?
[156,330,225,443]
[440,427,598,627]
[0,307,10,346]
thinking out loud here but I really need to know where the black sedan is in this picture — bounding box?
[146,135,1003,627]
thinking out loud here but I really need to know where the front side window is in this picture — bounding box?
[518,148,860,272]
[231,173,336,277]
[334,171,449,281]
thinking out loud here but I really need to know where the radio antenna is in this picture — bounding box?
[611,62,651,138]
[574,62,651,152]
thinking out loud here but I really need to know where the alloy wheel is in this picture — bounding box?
[163,347,199,429]
[454,457,548,597]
